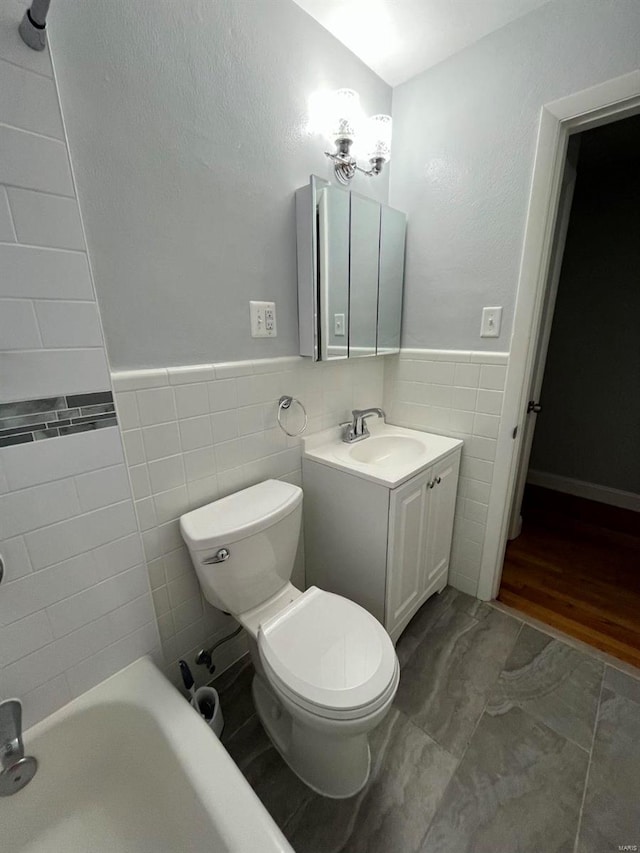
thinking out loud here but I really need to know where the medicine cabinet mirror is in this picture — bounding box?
[296,176,406,361]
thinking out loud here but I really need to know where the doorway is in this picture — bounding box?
[498,114,640,666]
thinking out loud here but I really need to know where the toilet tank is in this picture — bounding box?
[180,480,303,615]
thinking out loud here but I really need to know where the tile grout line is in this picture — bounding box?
[572,668,606,853]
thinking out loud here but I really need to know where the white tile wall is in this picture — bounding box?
[113,355,385,684]
[383,348,509,596]
[0,1,160,729]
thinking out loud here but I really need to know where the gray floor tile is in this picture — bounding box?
[603,665,640,706]
[224,713,315,829]
[576,675,640,853]
[422,706,589,853]
[395,605,521,756]
[486,624,603,750]
[285,707,458,853]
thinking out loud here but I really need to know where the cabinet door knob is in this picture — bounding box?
[428,479,435,489]
[436,476,442,485]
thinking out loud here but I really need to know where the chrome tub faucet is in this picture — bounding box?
[0,699,37,796]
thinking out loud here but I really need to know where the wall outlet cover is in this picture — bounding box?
[250,301,277,338]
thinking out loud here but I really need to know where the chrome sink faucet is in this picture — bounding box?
[341,408,386,443]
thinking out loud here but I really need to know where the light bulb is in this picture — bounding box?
[330,88,362,143]
[366,114,392,163]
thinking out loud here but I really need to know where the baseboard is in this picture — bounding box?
[527,470,640,512]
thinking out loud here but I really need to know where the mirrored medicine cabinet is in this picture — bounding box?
[296,176,406,361]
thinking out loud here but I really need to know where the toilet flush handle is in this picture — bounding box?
[202,548,231,565]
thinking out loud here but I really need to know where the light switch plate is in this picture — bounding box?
[250,301,277,338]
[334,313,345,336]
[480,306,502,338]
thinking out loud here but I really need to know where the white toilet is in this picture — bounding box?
[180,479,399,799]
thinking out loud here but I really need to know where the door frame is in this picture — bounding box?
[477,70,640,601]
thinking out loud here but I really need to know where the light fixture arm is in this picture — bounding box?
[324,150,387,184]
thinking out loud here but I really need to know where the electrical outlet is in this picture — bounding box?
[250,301,277,338]
[480,306,502,338]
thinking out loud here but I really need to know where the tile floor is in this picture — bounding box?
[215,588,640,853]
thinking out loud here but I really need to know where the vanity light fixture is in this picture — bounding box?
[310,88,392,185]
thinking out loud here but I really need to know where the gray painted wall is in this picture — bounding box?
[49,0,390,370]
[390,0,640,352]
[529,159,640,495]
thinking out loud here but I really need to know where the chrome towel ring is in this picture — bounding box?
[277,395,308,437]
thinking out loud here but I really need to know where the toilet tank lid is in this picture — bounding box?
[180,479,302,549]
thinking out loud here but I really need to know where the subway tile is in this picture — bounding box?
[452,387,477,412]
[163,548,193,583]
[469,435,498,461]
[183,446,216,482]
[466,479,492,504]
[210,409,238,442]
[34,300,103,348]
[75,464,130,511]
[111,368,168,392]
[424,384,453,409]
[213,360,253,379]
[454,361,481,388]
[172,595,203,633]
[142,422,180,461]
[65,391,113,408]
[168,572,201,608]
[147,454,185,493]
[64,621,159,700]
[128,463,151,500]
[461,456,494,483]
[471,351,509,365]
[208,378,237,412]
[464,498,489,525]
[0,298,41,349]
[114,391,139,429]
[186,474,219,508]
[174,383,209,419]
[122,429,145,465]
[0,432,34,447]
[179,414,212,451]
[237,404,264,436]
[0,57,63,138]
[21,674,71,730]
[135,497,157,531]
[0,534,32,582]
[430,362,456,385]
[108,593,155,639]
[156,610,174,643]
[154,485,190,524]
[479,364,507,390]
[152,585,171,618]
[0,609,53,667]
[215,438,246,472]
[92,533,144,582]
[1,425,124,488]
[24,500,138,570]
[136,387,176,426]
[0,477,80,538]
[0,244,92,300]
[1,349,110,403]
[7,187,84,250]
[167,364,215,385]
[473,412,500,439]
[146,558,166,590]
[0,124,73,196]
[0,552,96,627]
[0,187,15,241]
[476,389,503,415]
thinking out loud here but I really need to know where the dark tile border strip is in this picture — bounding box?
[0,391,117,448]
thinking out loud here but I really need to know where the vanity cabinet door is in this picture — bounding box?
[385,469,431,637]
[424,453,461,594]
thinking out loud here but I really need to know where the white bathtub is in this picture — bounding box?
[1,657,293,853]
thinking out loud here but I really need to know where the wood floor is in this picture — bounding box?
[499,485,640,668]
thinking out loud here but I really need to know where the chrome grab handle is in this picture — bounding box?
[0,700,23,771]
[202,548,231,565]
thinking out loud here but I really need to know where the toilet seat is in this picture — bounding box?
[258,587,399,721]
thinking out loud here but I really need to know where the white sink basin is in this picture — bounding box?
[348,435,424,465]
[303,422,463,488]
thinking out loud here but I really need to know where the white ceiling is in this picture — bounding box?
[293,0,551,86]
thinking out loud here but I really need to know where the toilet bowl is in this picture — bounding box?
[180,479,399,798]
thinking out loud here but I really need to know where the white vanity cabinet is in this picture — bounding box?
[303,447,461,643]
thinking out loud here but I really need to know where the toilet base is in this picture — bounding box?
[252,673,371,799]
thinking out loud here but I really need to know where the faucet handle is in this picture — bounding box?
[0,700,24,769]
